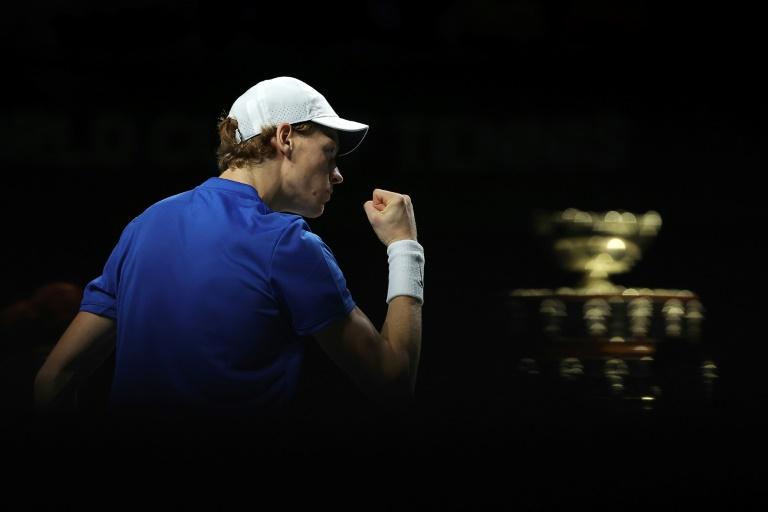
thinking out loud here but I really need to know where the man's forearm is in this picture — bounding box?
[34,367,79,411]
[34,311,116,411]
[381,296,422,394]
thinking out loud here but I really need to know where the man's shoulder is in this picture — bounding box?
[133,189,195,220]
[275,216,326,248]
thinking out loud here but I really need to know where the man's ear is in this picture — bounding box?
[275,123,293,157]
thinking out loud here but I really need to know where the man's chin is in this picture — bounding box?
[284,204,324,218]
[303,206,324,219]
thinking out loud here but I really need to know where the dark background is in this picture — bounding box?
[2,1,766,507]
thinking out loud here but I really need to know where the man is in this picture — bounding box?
[34,77,424,419]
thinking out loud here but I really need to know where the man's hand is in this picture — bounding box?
[363,189,418,246]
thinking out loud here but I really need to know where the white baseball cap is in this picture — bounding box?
[228,76,369,156]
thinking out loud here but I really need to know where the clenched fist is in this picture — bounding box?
[363,189,418,246]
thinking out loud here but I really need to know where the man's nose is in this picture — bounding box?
[330,167,343,185]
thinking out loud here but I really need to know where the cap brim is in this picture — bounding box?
[312,116,369,132]
[312,116,369,156]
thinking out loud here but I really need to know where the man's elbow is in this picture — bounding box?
[33,366,75,412]
[364,351,417,404]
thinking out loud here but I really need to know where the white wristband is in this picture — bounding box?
[386,239,425,304]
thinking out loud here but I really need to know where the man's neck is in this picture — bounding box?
[219,164,282,209]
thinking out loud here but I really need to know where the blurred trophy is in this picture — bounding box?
[504,208,717,409]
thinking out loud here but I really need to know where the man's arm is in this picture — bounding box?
[380,295,422,393]
[34,311,116,411]
[314,298,421,401]
[314,188,423,401]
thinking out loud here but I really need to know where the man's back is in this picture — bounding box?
[81,177,355,414]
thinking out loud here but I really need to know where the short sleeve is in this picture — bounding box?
[80,220,137,320]
[270,221,356,336]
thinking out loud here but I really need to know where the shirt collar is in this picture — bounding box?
[199,177,274,213]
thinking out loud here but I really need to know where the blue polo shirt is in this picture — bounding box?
[80,177,356,415]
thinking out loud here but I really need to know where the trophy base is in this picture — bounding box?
[502,287,716,408]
